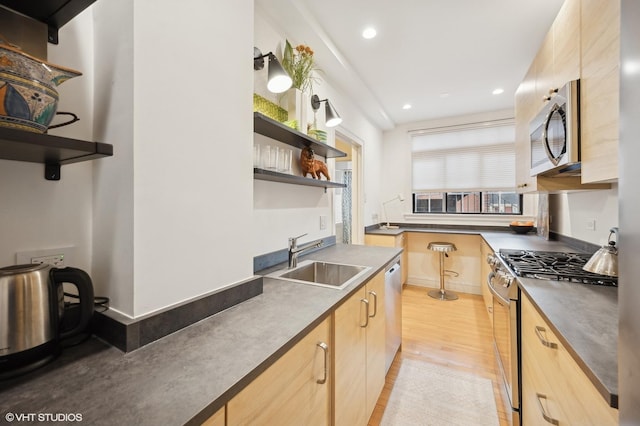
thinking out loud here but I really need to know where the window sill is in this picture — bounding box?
[403,213,536,227]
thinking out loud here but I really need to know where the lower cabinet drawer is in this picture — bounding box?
[521,294,618,425]
[522,351,565,426]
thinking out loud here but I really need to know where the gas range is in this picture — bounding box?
[498,249,618,287]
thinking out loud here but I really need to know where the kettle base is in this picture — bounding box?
[0,340,60,381]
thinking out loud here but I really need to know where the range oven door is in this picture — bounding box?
[487,272,519,413]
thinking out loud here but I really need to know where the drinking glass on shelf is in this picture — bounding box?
[264,145,278,170]
[278,148,292,174]
[253,144,261,168]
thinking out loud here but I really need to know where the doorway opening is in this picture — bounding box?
[334,132,363,244]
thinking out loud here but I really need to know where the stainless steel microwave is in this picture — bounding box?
[529,79,580,176]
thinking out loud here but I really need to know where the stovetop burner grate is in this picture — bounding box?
[498,249,618,287]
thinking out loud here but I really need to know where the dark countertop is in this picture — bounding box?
[464,231,617,408]
[0,244,402,425]
[365,226,617,407]
[2,228,617,420]
[517,277,618,407]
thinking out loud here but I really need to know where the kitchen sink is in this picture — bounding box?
[269,260,371,289]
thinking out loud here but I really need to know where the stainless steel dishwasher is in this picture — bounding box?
[385,256,402,374]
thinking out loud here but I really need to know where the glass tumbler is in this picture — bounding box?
[253,144,261,168]
[264,145,278,170]
[278,148,292,173]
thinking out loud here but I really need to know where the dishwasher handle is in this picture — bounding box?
[386,260,401,275]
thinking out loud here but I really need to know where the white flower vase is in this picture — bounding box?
[283,88,309,134]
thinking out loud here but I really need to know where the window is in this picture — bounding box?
[413,191,522,214]
[411,119,521,215]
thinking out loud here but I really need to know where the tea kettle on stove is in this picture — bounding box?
[0,263,94,377]
[583,227,619,277]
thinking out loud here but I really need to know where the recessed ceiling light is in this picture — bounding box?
[439,93,450,98]
[362,27,377,39]
[402,104,412,110]
[492,88,504,95]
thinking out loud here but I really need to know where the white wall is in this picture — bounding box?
[91,0,254,317]
[382,109,537,226]
[0,10,94,272]
[252,10,383,255]
[549,185,619,245]
[91,0,135,315]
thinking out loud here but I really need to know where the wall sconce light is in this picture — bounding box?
[381,194,405,229]
[254,47,292,94]
[583,227,619,277]
[311,94,343,127]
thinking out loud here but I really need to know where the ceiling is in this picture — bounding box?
[255,0,565,130]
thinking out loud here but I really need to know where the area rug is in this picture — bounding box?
[380,358,500,426]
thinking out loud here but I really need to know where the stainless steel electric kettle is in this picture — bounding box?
[0,263,94,378]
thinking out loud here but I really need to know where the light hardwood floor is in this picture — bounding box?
[368,285,511,426]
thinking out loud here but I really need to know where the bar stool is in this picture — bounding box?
[427,242,459,301]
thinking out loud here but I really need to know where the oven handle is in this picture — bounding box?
[486,271,511,307]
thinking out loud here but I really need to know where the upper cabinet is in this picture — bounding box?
[532,0,580,109]
[552,0,581,89]
[580,0,620,183]
[0,0,97,43]
[514,62,538,192]
[514,0,619,192]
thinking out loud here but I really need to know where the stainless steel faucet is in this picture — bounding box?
[288,233,324,268]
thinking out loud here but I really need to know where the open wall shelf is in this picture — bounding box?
[254,168,346,190]
[254,112,347,159]
[0,0,98,43]
[0,127,113,180]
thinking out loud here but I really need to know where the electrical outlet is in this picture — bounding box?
[586,218,596,231]
[320,215,327,230]
[31,254,65,267]
[17,247,74,268]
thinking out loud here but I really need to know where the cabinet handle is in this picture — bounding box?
[535,393,560,425]
[517,183,528,188]
[488,306,493,314]
[368,291,378,317]
[360,298,370,328]
[316,342,329,384]
[535,326,558,349]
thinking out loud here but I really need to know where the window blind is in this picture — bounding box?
[411,122,515,192]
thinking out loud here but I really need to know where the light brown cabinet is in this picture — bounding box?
[514,0,616,192]
[530,0,580,130]
[333,271,386,426]
[226,317,331,426]
[515,0,585,193]
[514,62,538,192]
[580,0,620,183]
[201,407,225,426]
[551,0,582,89]
[521,293,618,425]
[365,233,407,285]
